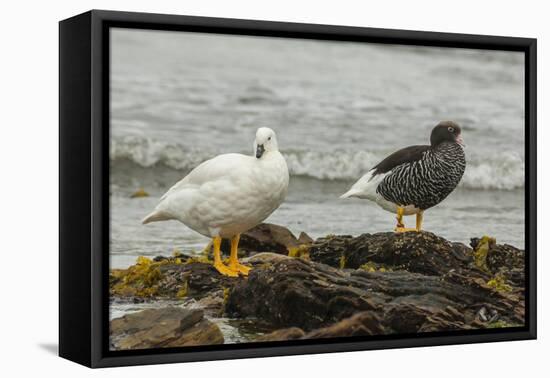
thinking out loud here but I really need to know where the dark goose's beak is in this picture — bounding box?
[256,144,265,159]
[456,134,465,147]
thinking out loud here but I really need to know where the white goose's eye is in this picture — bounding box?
[268,136,272,141]
[448,126,454,133]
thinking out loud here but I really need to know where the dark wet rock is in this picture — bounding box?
[450,242,474,263]
[222,223,308,254]
[297,232,314,245]
[152,255,169,263]
[110,307,223,350]
[161,262,237,298]
[386,303,484,333]
[304,311,386,338]
[110,256,238,299]
[226,258,378,331]
[309,234,354,268]
[191,290,225,316]
[470,237,525,286]
[153,253,193,263]
[109,253,296,302]
[311,231,485,278]
[242,252,294,265]
[255,327,306,342]
[417,306,485,332]
[225,256,524,332]
[486,244,524,272]
[110,223,313,300]
[111,228,525,338]
[256,312,385,342]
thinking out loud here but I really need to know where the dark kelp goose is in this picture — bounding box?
[341,121,466,232]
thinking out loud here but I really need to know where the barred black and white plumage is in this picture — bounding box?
[376,142,465,210]
[341,121,466,232]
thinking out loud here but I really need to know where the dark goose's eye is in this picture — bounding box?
[447,126,454,133]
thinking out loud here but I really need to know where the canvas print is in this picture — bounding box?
[108,28,526,351]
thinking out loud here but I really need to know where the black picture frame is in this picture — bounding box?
[59,9,537,368]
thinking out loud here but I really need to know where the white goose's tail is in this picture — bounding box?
[142,210,171,224]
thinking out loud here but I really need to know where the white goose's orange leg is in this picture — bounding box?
[228,234,251,276]
[394,206,417,233]
[212,236,238,277]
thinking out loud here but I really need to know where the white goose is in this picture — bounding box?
[142,127,289,277]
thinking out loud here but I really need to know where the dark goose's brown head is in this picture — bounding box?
[430,121,464,147]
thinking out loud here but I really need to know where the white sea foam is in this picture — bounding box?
[461,152,524,191]
[111,136,524,191]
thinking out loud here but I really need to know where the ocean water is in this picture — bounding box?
[109,28,525,269]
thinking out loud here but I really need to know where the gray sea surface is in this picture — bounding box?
[109,28,525,270]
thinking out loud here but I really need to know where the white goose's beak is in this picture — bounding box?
[256,144,265,159]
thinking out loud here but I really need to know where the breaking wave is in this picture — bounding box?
[111,136,524,191]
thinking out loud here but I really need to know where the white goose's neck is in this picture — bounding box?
[258,150,283,162]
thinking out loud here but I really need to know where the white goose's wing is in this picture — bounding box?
[148,152,256,231]
[160,153,252,202]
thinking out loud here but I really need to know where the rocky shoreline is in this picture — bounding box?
[109,223,525,350]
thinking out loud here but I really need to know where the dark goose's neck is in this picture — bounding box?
[427,142,466,186]
[431,142,465,165]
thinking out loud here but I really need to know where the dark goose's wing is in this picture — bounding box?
[372,145,430,176]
